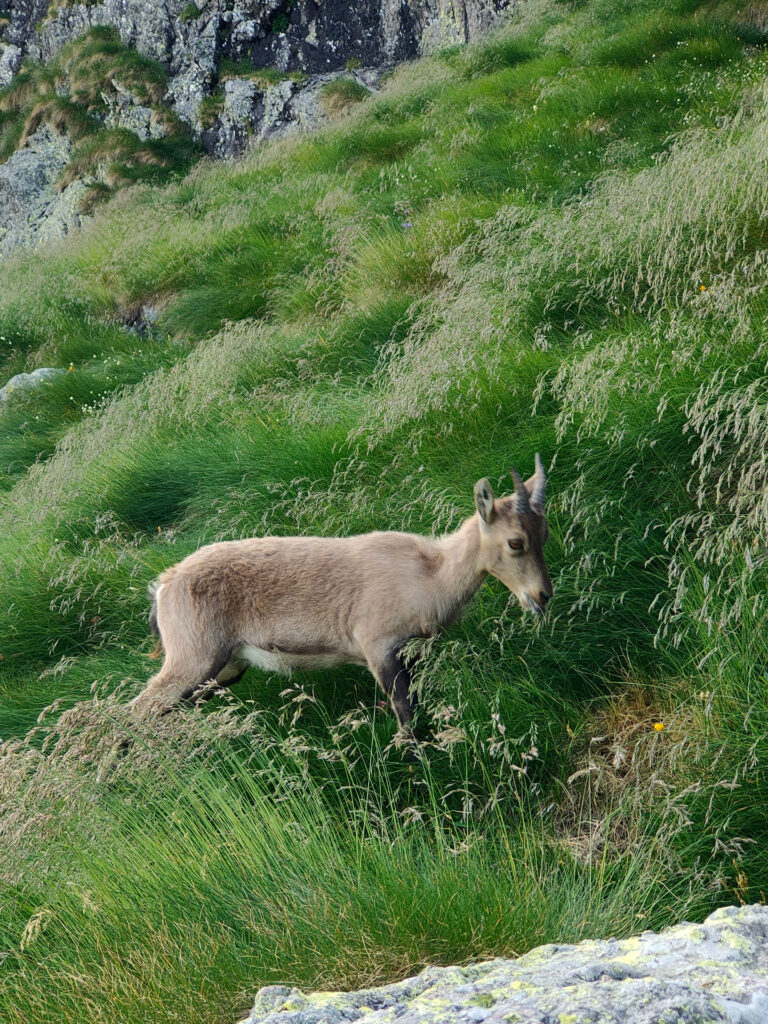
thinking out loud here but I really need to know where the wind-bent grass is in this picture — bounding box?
[2,0,768,1020]
[0,700,704,1024]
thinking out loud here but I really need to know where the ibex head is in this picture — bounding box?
[474,453,552,615]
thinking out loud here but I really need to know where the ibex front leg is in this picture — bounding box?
[367,641,417,739]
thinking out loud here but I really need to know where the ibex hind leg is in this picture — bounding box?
[215,656,250,687]
[129,648,234,717]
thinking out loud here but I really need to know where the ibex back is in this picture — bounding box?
[129,456,552,736]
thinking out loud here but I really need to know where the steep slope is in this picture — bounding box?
[1,1,768,1022]
[0,1,513,253]
[1,0,513,145]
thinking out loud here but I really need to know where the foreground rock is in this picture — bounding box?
[242,905,768,1023]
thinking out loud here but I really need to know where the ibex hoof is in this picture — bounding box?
[392,727,421,762]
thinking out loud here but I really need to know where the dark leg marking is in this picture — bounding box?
[378,647,416,732]
[184,648,240,703]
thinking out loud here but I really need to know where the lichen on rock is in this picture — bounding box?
[240,905,768,1024]
[0,123,87,255]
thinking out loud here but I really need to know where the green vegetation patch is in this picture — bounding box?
[2,0,768,1020]
[179,2,200,22]
[319,76,372,119]
[219,59,306,88]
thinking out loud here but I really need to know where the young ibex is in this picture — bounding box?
[129,457,552,735]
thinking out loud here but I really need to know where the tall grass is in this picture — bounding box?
[0,694,706,1024]
[2,0,768,1019]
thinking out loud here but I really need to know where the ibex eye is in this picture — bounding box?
[508,539,524,551]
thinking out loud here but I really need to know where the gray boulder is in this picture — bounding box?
[0,124,89,256]
[0,42,23,86]
[168,8,222,126]
[203,67,381,159]
[418,0,516,55]
[103,79,166,140]
[257,77,298,140]
[241,904,768,1024]
[203,76,262,158]
[0,367,64,404]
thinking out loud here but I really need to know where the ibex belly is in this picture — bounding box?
[231,643,354,675]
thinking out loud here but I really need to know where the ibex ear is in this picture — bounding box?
[474,478,496,524]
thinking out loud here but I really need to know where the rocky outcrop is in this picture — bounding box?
[202,66,381,158]
[0,124,88,255]
[0,0,514,254]
[241,905,768,1024]
[1,1,514,135]
[4,1,513,71]
[250,0,513,73]
[0,42,23,86]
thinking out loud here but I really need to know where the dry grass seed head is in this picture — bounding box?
[554,686,707,864]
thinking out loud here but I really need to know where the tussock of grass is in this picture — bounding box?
[219,58,306,88]
[319,77,372,119]
[61,26,168,108]
[2,0,768,1020]
[61,129,197,189]
[0,26,194,188]
[20,95,96,147]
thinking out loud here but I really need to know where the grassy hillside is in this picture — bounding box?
[2,0,768,1020]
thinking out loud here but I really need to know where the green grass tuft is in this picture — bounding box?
[319,77,372,119]
[179,3,200,22]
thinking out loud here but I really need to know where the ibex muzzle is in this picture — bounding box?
[129,456,552,738]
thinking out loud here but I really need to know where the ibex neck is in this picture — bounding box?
[433,515,487,627]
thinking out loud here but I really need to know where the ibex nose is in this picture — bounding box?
[539,591,551,607]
